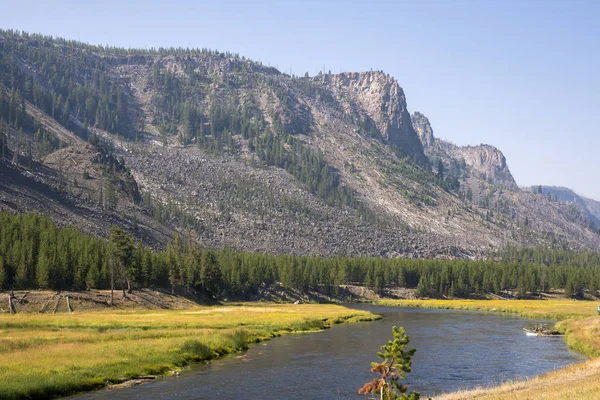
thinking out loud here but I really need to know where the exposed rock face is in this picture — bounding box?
[412,111,518,189]
[450,144,517,188]
[411,112,434,149]
[317,72,428,165]
[2,33,600,257]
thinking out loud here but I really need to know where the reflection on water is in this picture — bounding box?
[71,305,584,399]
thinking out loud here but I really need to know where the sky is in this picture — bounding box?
[2,0,599,199]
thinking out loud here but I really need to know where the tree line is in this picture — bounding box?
[1,212,599,300]
[0,30,133,141]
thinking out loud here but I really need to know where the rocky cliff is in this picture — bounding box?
[412,112,434,148]
[412,111,518,189]
[315,72,428,165]
[1,30,599,256]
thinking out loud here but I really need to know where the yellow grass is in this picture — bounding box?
[436,357,600,400]
[376,298,597,320]
[376,298,600,400]
[0,303,379,400]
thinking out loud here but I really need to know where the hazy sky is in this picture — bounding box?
[2,0,599,199]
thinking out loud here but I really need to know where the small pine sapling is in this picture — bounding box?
[359,326,421,400]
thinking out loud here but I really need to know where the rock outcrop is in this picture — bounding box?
[412,111,518,189]
[317,72,428,165]
[412,112,434,149]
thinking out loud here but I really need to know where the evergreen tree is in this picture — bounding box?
[85,262,100,290]
[0,256,6,289]
[36,250,51,289]
[359,326,420,400]
[109,226,135,293]
[437,159,444,181]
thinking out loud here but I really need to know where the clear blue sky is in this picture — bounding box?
[2,0,599,199]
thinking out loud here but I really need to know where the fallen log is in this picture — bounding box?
[17,291,29,304]
[52,297,61,314]
[39,297,52,313]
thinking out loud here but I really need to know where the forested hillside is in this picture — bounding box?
[1,212,599,299]
[0,29,599,258]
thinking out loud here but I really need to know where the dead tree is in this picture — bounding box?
[52,296,61,314]
[17,291,29,304]
[66,295,73,313]
[110,250,115,306]
[8,293,16,314]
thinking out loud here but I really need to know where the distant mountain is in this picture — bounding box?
[524,186,600,231]
[584,196,600,223]
[1,29,599,257]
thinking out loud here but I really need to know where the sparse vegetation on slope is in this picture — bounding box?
[1,29,599,257]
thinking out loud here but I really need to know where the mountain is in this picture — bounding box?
[1,30,599,257]
[524,186,600,231]
[411,111,517,189]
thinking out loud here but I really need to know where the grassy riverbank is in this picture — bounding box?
[0,303,379,400]
[376,298,597,320]
[377,298,600,400]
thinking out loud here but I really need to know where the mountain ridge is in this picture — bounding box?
[524,186,600,231]
[1,29,599,257]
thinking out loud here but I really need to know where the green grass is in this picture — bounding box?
[0,303,380,400]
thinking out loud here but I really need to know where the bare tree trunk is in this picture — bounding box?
[66,295,73,313]
[8,294,15,314]
[110,252,115,306]
[18,291,29,304]
[52,297,60,314]
[116,268,127,299]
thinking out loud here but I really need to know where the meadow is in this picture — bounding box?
[377,298,600,400]
[0,303,379,400]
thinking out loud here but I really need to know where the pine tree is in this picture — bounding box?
[0,256,6,289]
[36,250,51,289]
[15,260,29,289]
[437,159,444,181]
[109,226,134,293]
[416,274,429,298]
[85,262,100,289]
[166,244,178,294]
[105,177,117,209]
[200,250,222,298]
[359,326,420,400]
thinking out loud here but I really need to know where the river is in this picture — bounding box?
[71,304,584,399]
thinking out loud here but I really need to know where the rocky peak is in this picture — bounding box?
[411,111,434,149]
[452,144,518,188]
[458,144,507,170]
[411,111,518,189]
[315,71,428,165]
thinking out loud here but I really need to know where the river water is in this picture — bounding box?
[72,304,584,399]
